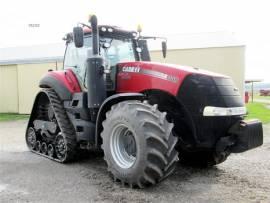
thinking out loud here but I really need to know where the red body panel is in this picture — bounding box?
[46,61,227,98]
[47,69,81,93]
[116,61,227,96]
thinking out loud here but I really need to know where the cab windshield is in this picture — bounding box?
[64,36,135,87]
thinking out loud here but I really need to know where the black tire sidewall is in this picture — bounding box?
[102,109,148,182]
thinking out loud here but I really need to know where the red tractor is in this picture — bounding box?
[26,15,263,188]
[260,89,270,96]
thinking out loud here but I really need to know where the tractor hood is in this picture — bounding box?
[116,61,241,105]
[117,61,228,81]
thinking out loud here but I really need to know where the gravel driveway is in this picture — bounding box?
[0,120,270,203]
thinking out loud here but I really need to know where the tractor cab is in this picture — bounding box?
[63,25,165,90]
[64,26,144,88]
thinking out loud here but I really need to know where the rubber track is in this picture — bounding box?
[30,89,76,163]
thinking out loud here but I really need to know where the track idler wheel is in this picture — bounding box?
[55,134,68,162]
[41,142,48,155]
[36,141,42,152]
[26,127,37,150]
[47,144,54,157]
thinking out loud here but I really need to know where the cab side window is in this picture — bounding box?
[64,42,89,86]
[64,42,77,67]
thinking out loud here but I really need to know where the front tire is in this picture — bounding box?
[101,100,179,188]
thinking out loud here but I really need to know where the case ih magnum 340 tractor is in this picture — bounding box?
[26,15,263,188]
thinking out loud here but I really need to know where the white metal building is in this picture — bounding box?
[0,31,245,114]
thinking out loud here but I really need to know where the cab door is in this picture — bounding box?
[64,37,92,89]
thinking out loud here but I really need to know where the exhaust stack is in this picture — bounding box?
[90,15,99,55]
[86,15,106,119]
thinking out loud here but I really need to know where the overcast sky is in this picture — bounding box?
[0,0,269,81]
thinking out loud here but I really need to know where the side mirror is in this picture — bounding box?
[73,27,84,48]
[162,41,167,58]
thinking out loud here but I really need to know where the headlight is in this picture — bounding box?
[108,28,113,32]
[203,106,247,116]
[101,27,107,32]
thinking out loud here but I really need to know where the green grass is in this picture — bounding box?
[1,103,269,124]
[0,113,29,122]
[253,94,270,101]
[246,102,270,124]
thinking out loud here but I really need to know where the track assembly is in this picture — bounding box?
[26,89,76,163]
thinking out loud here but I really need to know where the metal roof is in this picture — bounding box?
[245,79,263,83]
[149,31,245,51]
[0,43,65,65]
[0,31,244,65]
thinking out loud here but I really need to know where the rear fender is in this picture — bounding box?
[39,69,81,101]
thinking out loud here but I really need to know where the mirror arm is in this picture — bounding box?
[139,36,167,42]
[77,22,91,29]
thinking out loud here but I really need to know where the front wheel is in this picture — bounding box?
[101,100,179,188]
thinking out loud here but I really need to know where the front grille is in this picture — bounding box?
[177,74,243,147]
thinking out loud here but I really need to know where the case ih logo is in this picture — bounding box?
[121,66,179,83]
[122,66,141,73]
